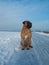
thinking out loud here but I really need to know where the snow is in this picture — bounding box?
[0,31,49,65]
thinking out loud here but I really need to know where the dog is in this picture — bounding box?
[21,20,33,50]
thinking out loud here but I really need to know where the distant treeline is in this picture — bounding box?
[42,31,49,33]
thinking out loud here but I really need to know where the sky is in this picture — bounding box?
[0,0,49,31]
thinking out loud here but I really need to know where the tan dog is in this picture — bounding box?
[21,20,33,50]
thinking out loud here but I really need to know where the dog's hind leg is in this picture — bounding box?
[26,36,33,49]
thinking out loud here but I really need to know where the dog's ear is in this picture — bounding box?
[23,21,25,24]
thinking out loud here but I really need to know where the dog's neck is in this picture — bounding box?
[23,25,30,30]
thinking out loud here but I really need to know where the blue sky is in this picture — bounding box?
[0,0,49,31]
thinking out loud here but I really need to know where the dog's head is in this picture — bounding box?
[23,20,32,29]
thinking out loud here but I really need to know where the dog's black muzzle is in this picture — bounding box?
[27,22,32,29]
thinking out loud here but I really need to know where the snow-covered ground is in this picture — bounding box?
[0,31,49,65]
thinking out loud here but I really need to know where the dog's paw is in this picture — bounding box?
[29,45,33,48]
[21,48,25,50]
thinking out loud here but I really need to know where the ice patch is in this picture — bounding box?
[15,47,20,51]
